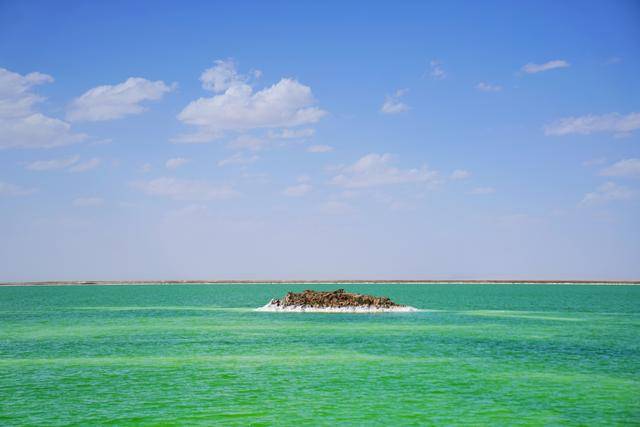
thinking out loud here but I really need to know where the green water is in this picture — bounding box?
[1,284,639,425]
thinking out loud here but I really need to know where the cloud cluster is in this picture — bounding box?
[67,77,174,122]
[200,59,246,92]
[581,182,636,205]
[268,128,315,139]
[0,67,86,149]
[380,89,409,114]
[521,60,569,74]
[26,155,100,172]
[331,153,438,188]
[0,68,52,117]
[69,158,101,173]
[165,157,189,170]
[175,60,326,143]
[450,169,471,180]
[132,177,238,201]
[600,158,640,178]
[26,155,80,171]
[544,112,640,136]
[475,82,502,92]
[429,60,446,80]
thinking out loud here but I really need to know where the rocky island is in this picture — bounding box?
[256,289,418,312]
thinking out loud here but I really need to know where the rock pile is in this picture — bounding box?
[269,288,404,309]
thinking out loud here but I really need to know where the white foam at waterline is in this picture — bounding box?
[255,302,420,313]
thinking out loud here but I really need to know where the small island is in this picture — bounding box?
[256,288,418,312]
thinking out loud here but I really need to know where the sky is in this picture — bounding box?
[1,0,639,281]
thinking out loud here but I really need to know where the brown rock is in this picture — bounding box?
[270,289,403,309]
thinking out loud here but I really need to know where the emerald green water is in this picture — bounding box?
[1,284,639,425]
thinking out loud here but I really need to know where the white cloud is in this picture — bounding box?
[73,197,104,207]
[26,155,80,171]
[165,157,190,170]
[67,77,174,122]
[200,59,245,92]
[544,112,640,137]
[331,153,439,189]
[228,135,266,151]
[25,155,100,172]
[429,60,446,79]
[450,169,471,180]
[0,181,35,196]
[381,89,409,114]
[470,186,496,195]
[600,158,640,178]
[132,177,238,201]
[0,113,87,149]
[199,59,262,94]
[283,183,312,197]
[0,67,86,149]
[0,68,52,117]
[581,182,636,205]
[218,152,259,167]
[521,60,570,74]
[475,82,502,92]
[176,60,326,140]
[307,144,333,153]
[68,157,100,173]
[268,128,315,139]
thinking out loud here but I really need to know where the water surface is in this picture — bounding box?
[1,284,638,425]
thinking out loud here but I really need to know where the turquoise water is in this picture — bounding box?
[0,284,639,425]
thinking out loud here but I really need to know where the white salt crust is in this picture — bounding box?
[255,302,419,313]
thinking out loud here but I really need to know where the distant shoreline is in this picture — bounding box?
[1,280,639,287]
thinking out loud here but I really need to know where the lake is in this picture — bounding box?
[1,283,638,425]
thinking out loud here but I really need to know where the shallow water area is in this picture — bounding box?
[0,283,638,425]
[255,301,420,312]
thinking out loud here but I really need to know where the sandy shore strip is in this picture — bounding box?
[1,280,639,287]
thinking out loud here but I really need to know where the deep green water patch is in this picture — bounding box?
[1,284,639,425]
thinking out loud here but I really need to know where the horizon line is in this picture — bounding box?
[2,279,640,286]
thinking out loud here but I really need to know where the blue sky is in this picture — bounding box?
[1,0,639,281]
